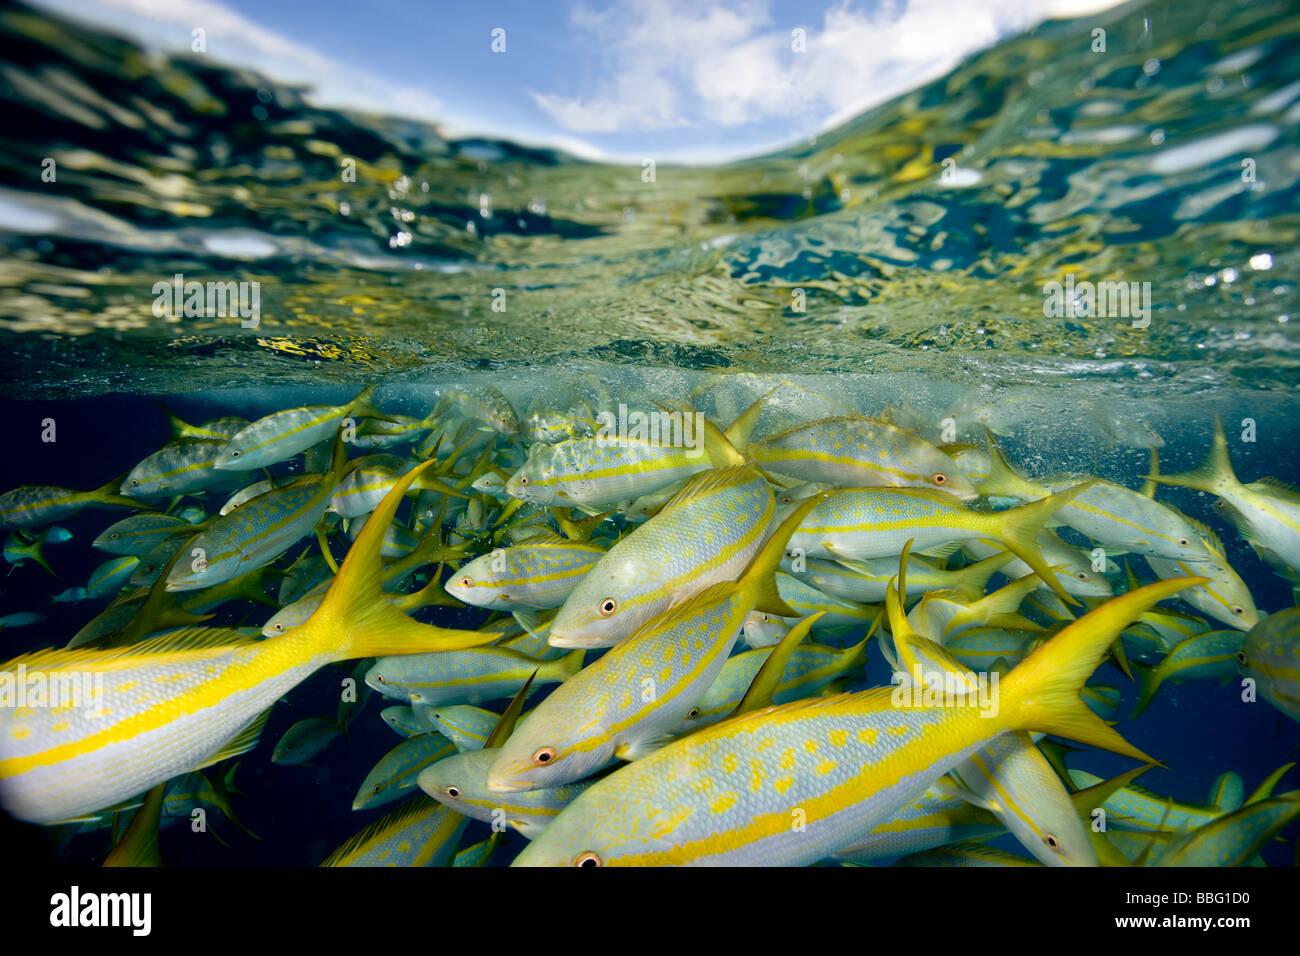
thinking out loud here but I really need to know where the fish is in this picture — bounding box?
[0,457,497,824]
[965,530,1115,599]
[0,476,143,529]
[121,439,246,499]
[783,481,1095,604]
[52,587,91,603]
[511,575,1199,866]
[453,832,505,867]
[504,411,741,510]
[86,556,140,599]
[978,438,1212,564]
[352,733,457,811]
[92,514,197,556]
[271,716,344,766]
[1154,793,1300,866]
[1237,606,1300,722]
[742,414,978,500]
[444,534,605,610]
[4,529,54,575]
[1131,629,1246,717]
[418,747,594,838]
[0,612,45,630]
[1150,414,1300,579]
[423,704,499,752]
[785,550,1014,607]
[365,647,583,708]
[1066,770,1227,834]
[434,385,520,437]
[214,385,389,471]
[547,464,776,649]
[380,706,431,738]
[165,435,350,591]
[487,493,822,794]
[741,610,788,649]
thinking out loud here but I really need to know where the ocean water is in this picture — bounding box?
[0,0,1298,867]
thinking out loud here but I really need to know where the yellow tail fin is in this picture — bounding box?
[1147,414,1238,496]
[976,430,1050,500]
[993,481,1096,606]
[1002,577,1205,764]
[309,459,496,660]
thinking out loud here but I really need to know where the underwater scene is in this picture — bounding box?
[0,0,1298,872]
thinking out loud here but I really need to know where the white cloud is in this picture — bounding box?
[531,0,1126,141]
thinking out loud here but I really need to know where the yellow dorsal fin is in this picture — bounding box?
[660,464,760,514]
[4,626,256,672]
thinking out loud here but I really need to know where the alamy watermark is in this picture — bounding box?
[890,663,1000,718]
[595,404,706,458]
[152,273,261,328]
[1043,274,1151,328]
[0,664,106,714]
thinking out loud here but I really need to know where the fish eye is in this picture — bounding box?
[130,479,139,486]
[273,623,283,632]
[445,786,460,798]
[375,674,386,683]
[230,451,240,458]
[1178,538,1189,546]
[575,852,602,867]
[1076,571,1088,580]
[780,495,792,504]
[1232,606,1244,615]
[1236,651,1248,665]
[372,785,382,793]
[518,476,529,485]
[532,747,556,765]
[1044,833,1059,850]
[687,708,700,719]
[109,533,120,539]
[933,473,947,485]
[461,576,472,587]
[599,598,618,616]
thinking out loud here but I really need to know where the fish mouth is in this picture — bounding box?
[546,632,582,649]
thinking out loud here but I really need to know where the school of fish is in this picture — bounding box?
[1,381,1297,867]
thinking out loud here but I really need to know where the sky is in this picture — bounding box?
[32,0,1127,163]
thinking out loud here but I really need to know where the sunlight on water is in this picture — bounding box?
[0,0,1295,399]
